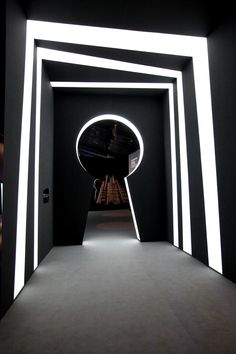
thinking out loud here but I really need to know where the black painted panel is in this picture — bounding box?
[38,65,54,262]
[25,44,37,282]
[24,0,224,36]
[44,61,173,84]
[182,60,208,265]
[208,19,236,282]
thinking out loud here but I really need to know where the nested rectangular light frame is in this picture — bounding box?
[36,48,188,267]
[13,20,222,298]
[46,82,177,248]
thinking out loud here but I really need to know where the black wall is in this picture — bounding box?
[0,0,6,138]
[208,18,236,282]
[0,0,6,316]
[25,44,37,282]
[1,0,26,317]
[54,91,167,244]
[38,65,54,263]
[182,60,208,265]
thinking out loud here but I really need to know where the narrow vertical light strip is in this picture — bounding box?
[33,52,42,270]
[0,183,3,213]
[193,47,222,273]
[14,26,34,299]
[168,87,179,247]
[75,113,144,241]
[176,74,192,254]
[124,178,140,241]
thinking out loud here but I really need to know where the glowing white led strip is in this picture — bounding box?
[0,183,3,213]
[124,178,140,241]
[75,113,144,241]
[14,19,222,298]
[75,114,144,174]
[14,27,34,298]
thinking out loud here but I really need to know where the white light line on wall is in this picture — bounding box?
[124,178,140,241]
[51,82,172,89]
[168,86,179,247]
[75,113,144,241]
[176,77,192,254]
[0,183,3,213]
[14,26,34,299]
[33,50,43,270]
[75,114,144,177]
[193,50,222,273]
[38,47,179,78]
[28,20,203,57]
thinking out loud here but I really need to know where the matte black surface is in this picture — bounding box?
[44,61,174,84]
[24,0,226,36]
[25,44,37,283]
[38,65,54,262]
[53,91,94,246]
[54,91,167,244]
[39,40,189,71]
[182,60,208,265]
[208,19,236,282]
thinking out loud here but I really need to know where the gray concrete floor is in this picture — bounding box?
[0,209,236,354]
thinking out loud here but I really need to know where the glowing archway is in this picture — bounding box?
[75,114,144,177]
[75,114,144,242]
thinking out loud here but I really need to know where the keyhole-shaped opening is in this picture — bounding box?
[75,114,144,242]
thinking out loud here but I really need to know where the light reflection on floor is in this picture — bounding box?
[83,208,138,246]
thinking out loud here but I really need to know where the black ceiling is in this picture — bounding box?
[43,61,176,84]
[38,40,190,70]
[22,0,230,37]
[40,38,190,82]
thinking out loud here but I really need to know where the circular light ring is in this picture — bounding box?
[76,114,144,177]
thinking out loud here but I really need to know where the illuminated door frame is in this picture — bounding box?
[34,47,185,266]
[75,113,145,241]
[13,20,222,299]
[51,82,178,250]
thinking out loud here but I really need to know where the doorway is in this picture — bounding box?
[76,114,143,243]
